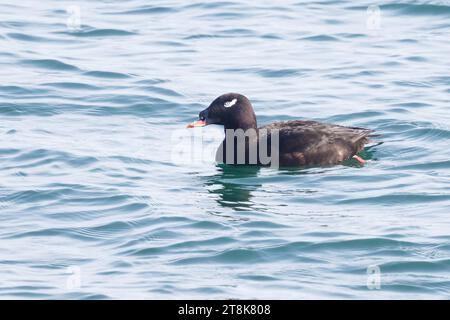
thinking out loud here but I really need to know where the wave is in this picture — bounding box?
[60,28,137,37]
[7,32,70,43]
[21,59,79,71]
[300,34,339,41]
[384,3,450,16]
[83,71,131,79]
[105,5,177,15]
[348,3,450,16]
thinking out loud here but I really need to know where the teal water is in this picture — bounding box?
[0,0,449,299]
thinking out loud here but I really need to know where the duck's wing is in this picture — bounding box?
[260,120,374,165]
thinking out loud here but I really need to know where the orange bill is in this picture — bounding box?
[186,120,206,128]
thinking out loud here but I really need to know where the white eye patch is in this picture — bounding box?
[224,98,237,108]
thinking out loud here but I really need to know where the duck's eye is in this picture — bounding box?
[200,116,205,121]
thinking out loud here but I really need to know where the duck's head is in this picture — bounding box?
[187,93,257,131]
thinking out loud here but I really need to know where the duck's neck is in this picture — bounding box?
[224,118,257,132]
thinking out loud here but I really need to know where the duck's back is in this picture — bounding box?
[260,120,373,166]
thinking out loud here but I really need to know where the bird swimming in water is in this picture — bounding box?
[187,93,374,167]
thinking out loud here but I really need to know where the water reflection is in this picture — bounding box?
[205,164,261,210]
[205,145,380,210]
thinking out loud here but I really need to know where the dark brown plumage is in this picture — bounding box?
[187,93,374,167]
[260,120,372,166]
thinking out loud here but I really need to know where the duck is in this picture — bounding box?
[187,93,374,167]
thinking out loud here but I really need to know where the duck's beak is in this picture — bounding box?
[186,119,206,128]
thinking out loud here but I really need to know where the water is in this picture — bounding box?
[0,0,449,299]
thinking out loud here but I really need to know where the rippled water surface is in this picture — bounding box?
[1,0,449,299]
